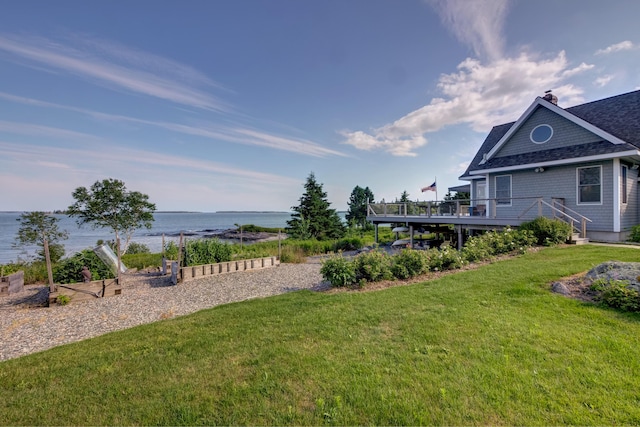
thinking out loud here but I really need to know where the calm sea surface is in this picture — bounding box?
[0,212,294,264]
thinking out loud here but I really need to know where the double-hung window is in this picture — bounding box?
[577,166,602,204]
[495,175,512,206]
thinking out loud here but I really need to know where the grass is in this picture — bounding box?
[2,245,640,425]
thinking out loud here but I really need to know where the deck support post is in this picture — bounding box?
[374,224,379,243]
[409,225,414,247]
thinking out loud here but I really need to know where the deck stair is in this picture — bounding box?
[569,233,589,245]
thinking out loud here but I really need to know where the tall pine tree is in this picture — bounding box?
[345,185,375,229]
[287,172,345,240]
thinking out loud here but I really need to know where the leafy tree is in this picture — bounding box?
[345,185,375,230]
[399,190,410,202]
[67,178,156,254]
[14,211,68,263]
[287,172,345,240]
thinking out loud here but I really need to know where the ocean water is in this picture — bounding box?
[0,211,293,264]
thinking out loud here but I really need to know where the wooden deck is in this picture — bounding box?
[366,198,591,249]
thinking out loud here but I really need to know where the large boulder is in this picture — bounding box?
[586,261,640,291]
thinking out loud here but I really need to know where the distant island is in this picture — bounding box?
[215,211,290,214]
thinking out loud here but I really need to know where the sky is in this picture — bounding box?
[1,0,639,212]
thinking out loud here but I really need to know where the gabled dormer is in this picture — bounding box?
[460,90,640,180]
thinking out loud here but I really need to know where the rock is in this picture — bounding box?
[551,281,571,295]
[585,261,640,291]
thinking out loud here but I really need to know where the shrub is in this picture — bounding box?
[391,249,428,279]
[53,249,115,283]
[593,279,640,312]
[519,217,572,246]
[122,253,163,270]
[164,241,180,260]
[334,237,365,252]
[353,250,393,283]
[461,228,536,262]
[56,295,71,305]
[279,246,307,264]
[126,242,150,254]
[184,239,232,266]
[320,255,357,287]
[435,245,466,271]
[628,224,640,243]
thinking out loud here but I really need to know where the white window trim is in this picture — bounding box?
[613,159,621,232]
[530,124,553,144]
[576,165,603,206]
[621,163,628,205]
[495,174,512,207]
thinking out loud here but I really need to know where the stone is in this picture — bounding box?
[585,261,640,292]
[551,281,571,295]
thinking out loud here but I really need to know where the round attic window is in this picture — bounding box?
[530,124,553,144]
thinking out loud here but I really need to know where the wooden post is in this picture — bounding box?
[278,229,282,260]
[162,233,165,257]
[538,198,543,217]
[116,238,122,286]
[44,238,55,292]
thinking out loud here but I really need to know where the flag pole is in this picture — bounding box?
[435,177,438,202]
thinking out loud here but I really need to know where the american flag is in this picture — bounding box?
[421,181,437,192]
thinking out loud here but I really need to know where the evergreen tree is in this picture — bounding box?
[345,185,375,229]
[287,173,345,240]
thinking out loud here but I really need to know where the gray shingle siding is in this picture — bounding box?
[494,107,603,158]
[488,161,614,231]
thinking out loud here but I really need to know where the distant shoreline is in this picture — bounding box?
[215,211,290,214]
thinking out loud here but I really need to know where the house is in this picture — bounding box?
[459,89,640,242]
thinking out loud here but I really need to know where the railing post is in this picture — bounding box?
[582,219,587,238]
[538,198,543,217]
[383,202,387,216]
[427,202,431,218]
[404,203,407,217]
[456,201,461,218]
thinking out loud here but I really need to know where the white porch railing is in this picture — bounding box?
[367,197,592,237]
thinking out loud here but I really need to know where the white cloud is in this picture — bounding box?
[0,120,103,142]
[0,91,348,158]
[594,75,614,87]
[595,40,635,55]
[428,0,510,61]
[342,52,593,156]
[338,130,427,157]
[1,141,299,187]
[0,34,228,111]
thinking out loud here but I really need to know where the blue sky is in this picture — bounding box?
[1,0,639,212]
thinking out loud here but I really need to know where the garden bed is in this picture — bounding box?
[48,279,122,306]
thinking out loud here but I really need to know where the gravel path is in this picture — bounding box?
[0,263,327,362]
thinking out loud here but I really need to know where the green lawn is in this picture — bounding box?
[2,245,640,425]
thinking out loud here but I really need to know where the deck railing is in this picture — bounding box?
[367,197,592,236]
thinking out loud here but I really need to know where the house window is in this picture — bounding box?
[622,165,628,204]
[530,124,553,144]
[577,166,602,204]
[495,175,511,206]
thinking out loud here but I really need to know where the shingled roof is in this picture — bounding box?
[460,89,640,179]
